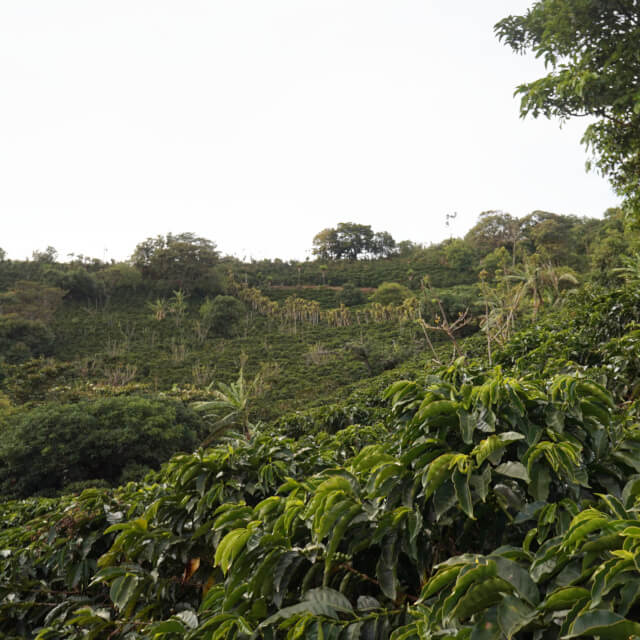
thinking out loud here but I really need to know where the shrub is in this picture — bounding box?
[0,396,205,498]
[337,281,366,306]
[201,295,245,337]
[0,316,54,363]
[369,281,412,305]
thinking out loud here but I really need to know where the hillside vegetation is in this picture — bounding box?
[2,202,640,638]
[3,0,640,634]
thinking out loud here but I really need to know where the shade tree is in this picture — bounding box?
[496,1,640,217]
[130,232,221,294]
[312,222,397,260]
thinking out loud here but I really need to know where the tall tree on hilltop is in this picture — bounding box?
[131,232,220,294]
[465,210,522,265]
[312,222,397,260]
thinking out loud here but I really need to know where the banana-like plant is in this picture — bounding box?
[192,364,269,443]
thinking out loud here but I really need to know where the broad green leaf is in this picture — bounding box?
[470,608,501,640]
[420,566,463,602]
[214,528,253,574]
[492,556,539,606]
[451,577,511,621]
[470,466,491,503]
[433,481,457,521]
[620,578,640,616]
[528,464,551,502]
[260,601,338,627]
[495,462,530,484]
[540,586,589,611]
[304,588,354,614]
[453,469,474,519]
[423,453,457,500]
[442,561,496,617]
[565,610,640,639]
[376,536,398,601]
[149,620,185,635]
[110,574,138,611]
[497,594,535,639]
[472,436,505,466]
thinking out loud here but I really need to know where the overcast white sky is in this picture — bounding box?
[0,1,618,263]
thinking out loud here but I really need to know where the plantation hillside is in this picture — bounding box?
[2,198,640,639]
[3,0,640,633]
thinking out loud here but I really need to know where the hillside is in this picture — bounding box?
[2,204,640,637]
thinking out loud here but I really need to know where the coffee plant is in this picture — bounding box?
[2,354,639,638]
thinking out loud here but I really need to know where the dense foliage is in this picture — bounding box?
[2,253,640,637]
[0,163,638,640]
[0,396,206,498]
[4,5,640,636]
[312,223,397,261]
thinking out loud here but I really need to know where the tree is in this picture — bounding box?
[396,239,420,256]
[337,282,366,306]
[312,222,396,260]
[0,316,54,363]
[97,263,143,304]
[465,210,522,263]
[52,268,100,303]
[519,210,578,263]
[495,2,640,216]
[371,231,397,258]
[31,246,58,264]
[131,232,220,293]
[442,237,477,272]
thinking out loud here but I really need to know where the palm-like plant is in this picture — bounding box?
[612,252,640,286]
[192,370,252,445]
[191,361,276,445]
[508,256,578,318]
[148,297,169,321]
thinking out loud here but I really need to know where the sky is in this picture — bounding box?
[0,1,619,263]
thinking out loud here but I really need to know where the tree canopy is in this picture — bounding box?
[495,1,640,215]
[312,223,397,260]
[131,232,220,293]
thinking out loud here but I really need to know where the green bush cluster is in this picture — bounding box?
[0,316,54,364]
[0,396,205,498]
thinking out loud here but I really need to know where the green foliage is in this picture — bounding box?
[465,210,521,259]
[98,263,143,300]
[370,282,413,306]
[3,329,639,637]
[3,211,640,638]
[312,223,397,260]
[200,295,246,337]
[0,316,54,364]
[192,363,276,441]
[131,232,221,294]
[496,1,640,217]
[0,280,66,323]
[0,396,205,498]
[51,268,100,303]
[337,282,366,307]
